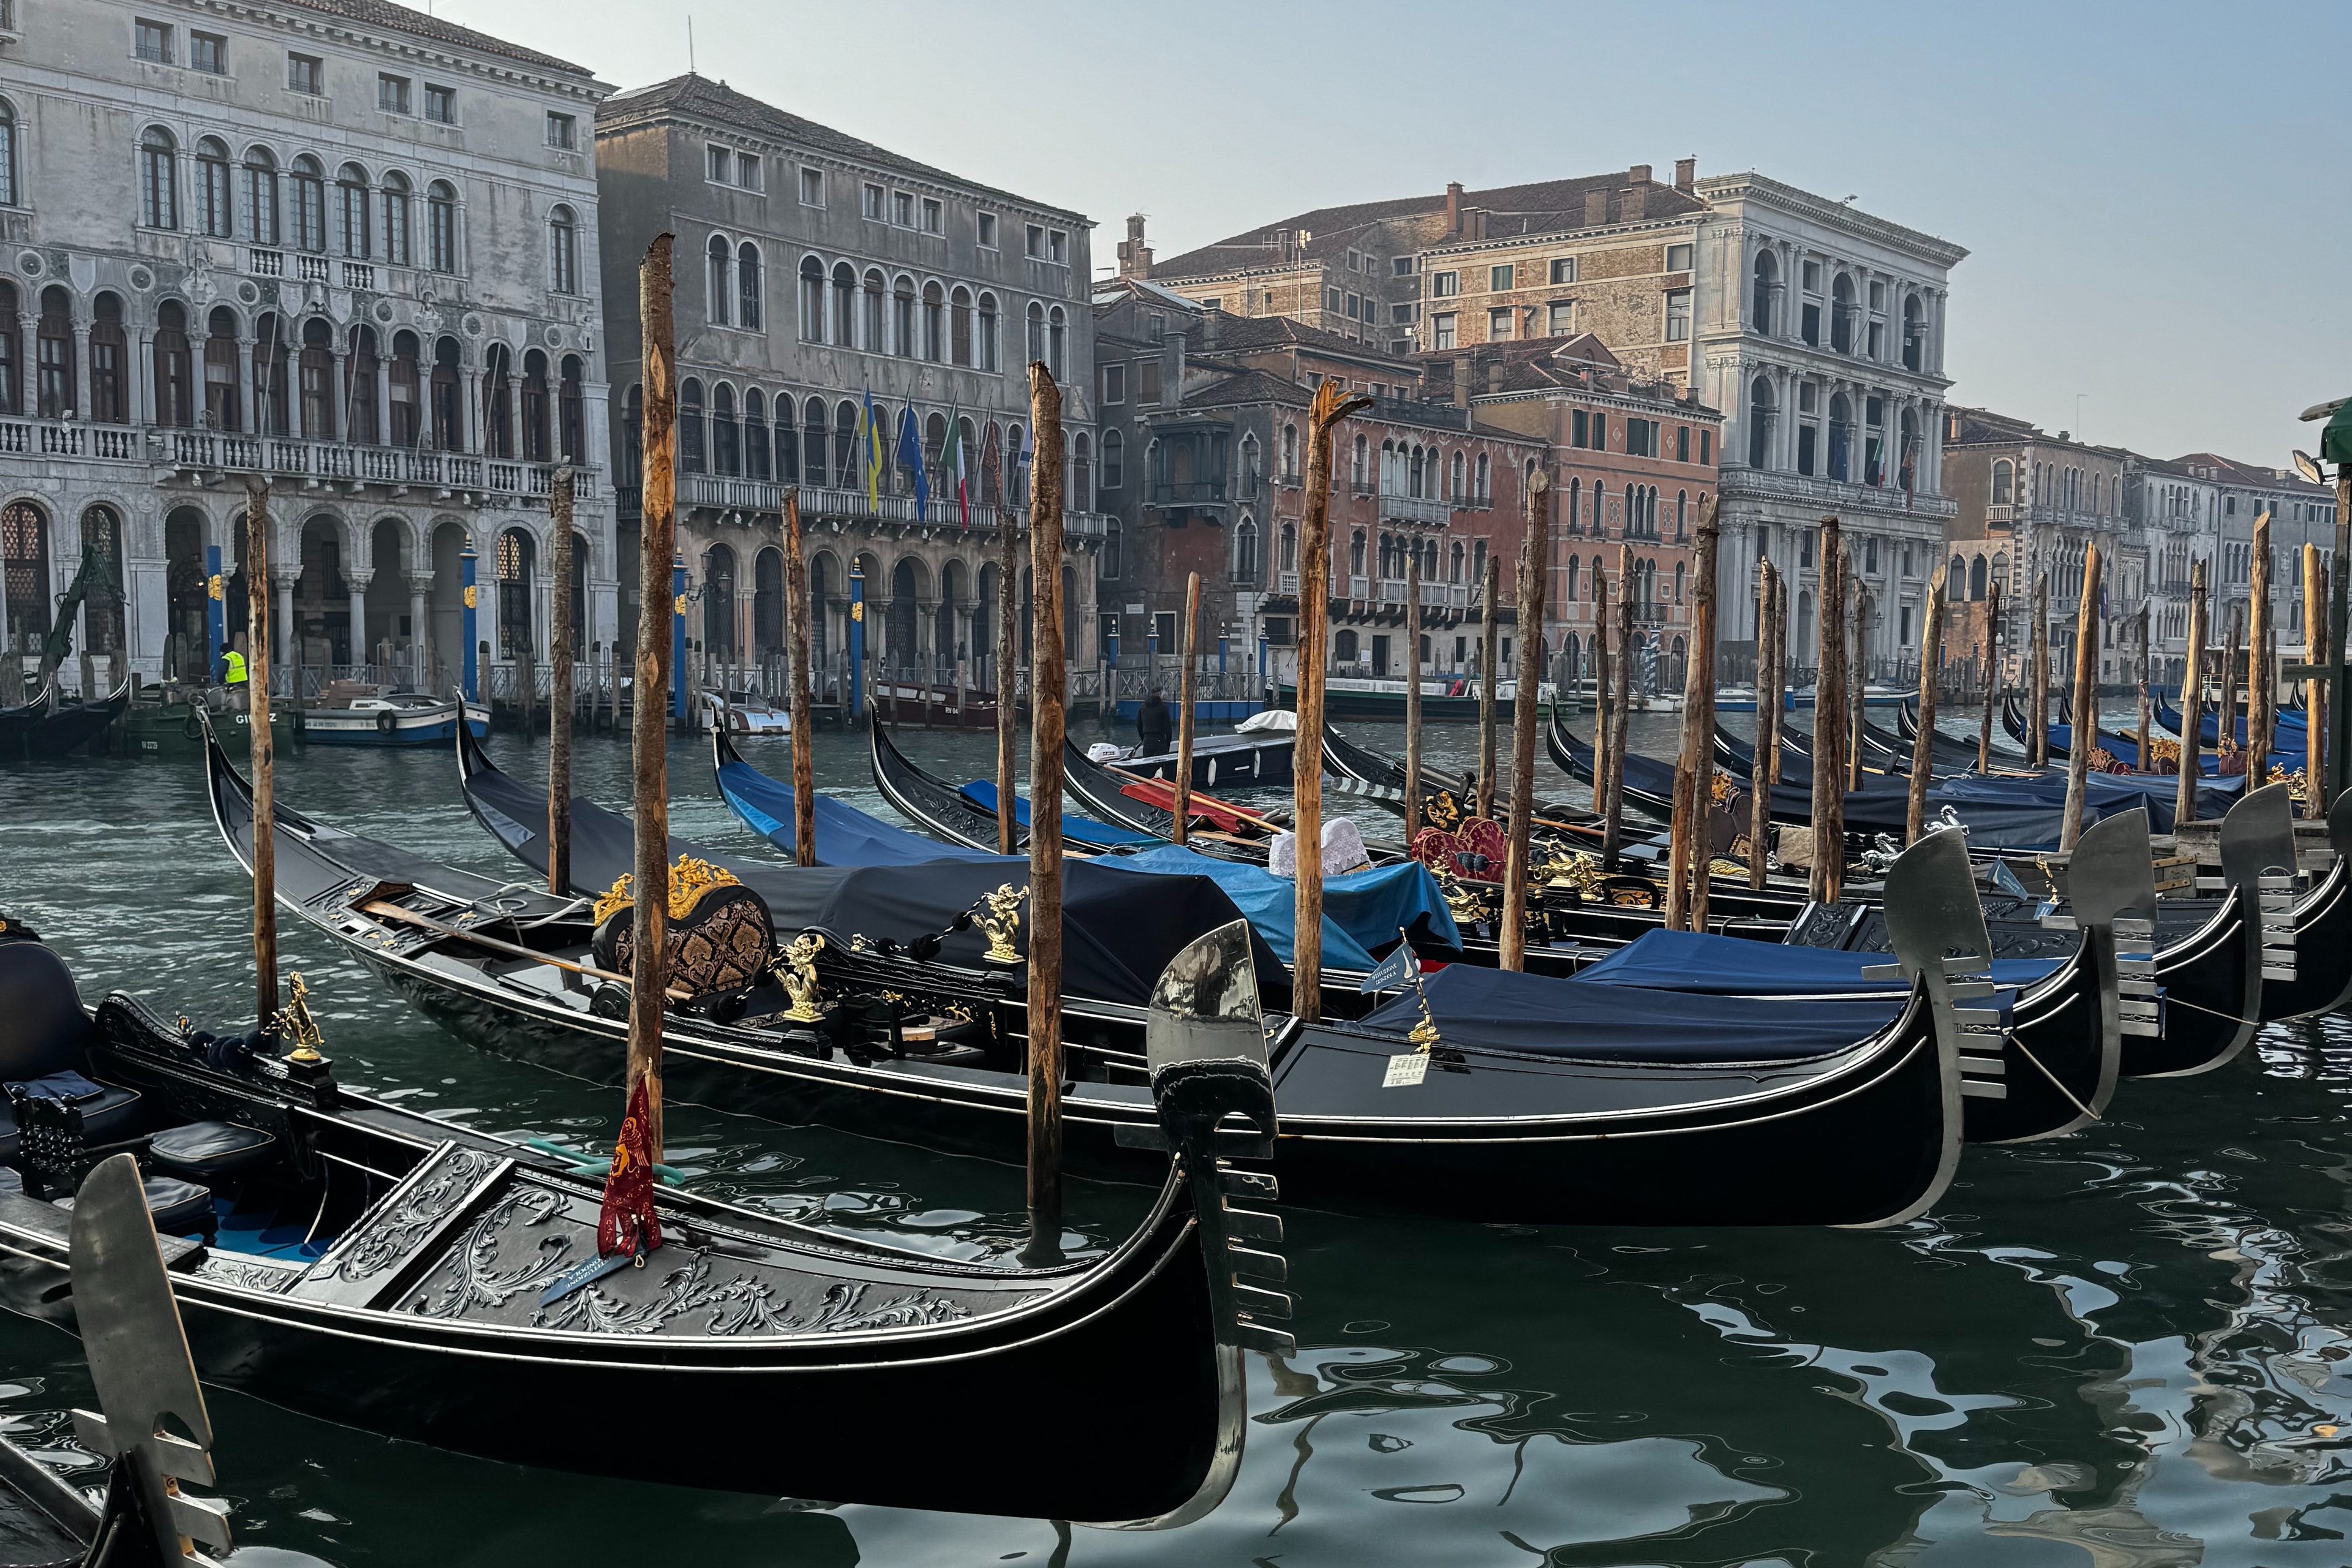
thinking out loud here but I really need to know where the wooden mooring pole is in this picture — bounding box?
[1604,544,1634,865]
[2248,513,2273,788]
[1172,571,1200,846]
[996,497,1019,856]
[1979,578,2000,772]
[246,485,277,1027]
[1292,382,1370,1021]
[2176,560,2206,831]
[1403,552,1423,834]
[548,469,575,896]
[1477,555,1499,821]
[1809,518,1845,904]
[1024,363,1068,1265]
[1907,564,1947,842]
[2306,541,2329,813]
[1749,559,1777,891]
[2059,543,2101,853]
[2030,574,2050,769]
[1500,470,1548,969]
[1667,494,1717,930]
[785,492,816,867]
[1592,563,1613,823]
[629,232,677,1163]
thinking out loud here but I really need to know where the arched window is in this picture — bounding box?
[1099,518,1122,581]
[1282,424,1299,481]
[1991,459,2013,506]
[951,286,973,365]
[1902,293,1923,372]
[140,127,178,229]
[1101,428,1123,491]
[1751,251,1776,334]
[336,162,370,257]
[803,396,828,483]
[35,287,73,418]
[861,271,884,355]
[799,257,826,342]
[834,401,859,488]
[737,242,762,331]
[549,204,578,293]
[1449,451,1464,502]
[1949,554,1965,592]
[520,349,550,462]
[743,388,768,481]
[426,181,457,271]
[678,377,706,473]
[1673,561,1686,604]
[1747,377,1775,470]
[496,527,535,658]
[2,499,50,646]
[290,156,326,252]
[919,282,943,363]
[379,172,411,265]
[831,262,856,347]
[1026,301,1045,365]
[712,382,739,475]
[977,293,999,372]
[707,235,731,326]
[83,293,125,424]
[1234,516,1259,582]
[923,411,948,493]
[0,98,17,209]
[480,341,512,456]
[559,355,584,464]
[1072,432,1091,511]
[1969,554,1988,601]
[1047,305,1066,379]
[430,336,462,449]
[1280,522,1298,572]
[347,323,379,443]
[774,394,797,483]
[1349,529,1366,575]
[153,300,192,426]
[1564,556,1580,602]
[198,306,238,430]
[1476,451,1490,503]
[889,276,916,358]
[241,148,279,246]
[194,138,232,236]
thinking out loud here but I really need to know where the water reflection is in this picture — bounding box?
[0,728,2348,1563]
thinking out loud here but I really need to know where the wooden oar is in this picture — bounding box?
[360,899,690,1000]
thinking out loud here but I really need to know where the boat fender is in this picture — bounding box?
[589,982,629,1020]
[376,709,398,736]
[182,707,203,742]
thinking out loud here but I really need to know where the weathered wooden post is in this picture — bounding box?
[2248,512,2273,787]
[1024,361,1068,1264]
[2306,541,2329,813]
[1477,555,1499,821]
[1907,564,1947,842]
[1978,578,2001,772]
[2176,560,2206,831]
[1848,579,1868,791]
[547,469,575,895]
[1604,543,1634,865]
[1403,552,1424,835]
[1749,560,1777,891]
[246,485,277,1026]
[2136,603,2152,774]
[995,499,1019,856]
[2059,543,2102,853]
[628,232,678,1163]
[1500,470,1550,968]
[785,492,816,867]
[1666,494,1717,930]
[1808,519,1845,903]
[2030,574,2050,769]
[1172,571,1200,846]
[1592,562,1613,819]
[1292,381,1370,1020]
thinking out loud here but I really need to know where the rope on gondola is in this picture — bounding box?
[2141,993,2260,1029]
[2005,1035,2102,1123]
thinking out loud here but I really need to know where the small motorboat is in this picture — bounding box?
[703,690,791,736]
[301,687,488,748]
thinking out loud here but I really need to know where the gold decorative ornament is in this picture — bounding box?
[1434,868,1490,921]
[968,883,1030,965]
[273,972,326,1063]
[850,601,864,622]
[849,933,873,953]
[1708,771,1737,807]
[1537,846,1605,899]
[592,854,744,927]
[775,932,826,1022]
[462,584,477,609]
[2150,736,2183,771]
[2269,764,2310,802]
[206,573,224,600]
[674,594,689,618]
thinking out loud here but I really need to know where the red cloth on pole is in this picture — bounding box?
[596,1079,663,1259]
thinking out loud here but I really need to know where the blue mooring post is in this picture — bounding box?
[204,543,225,680]
[847,564,866,722]
[459,541,479,701]
[670,552,687,726]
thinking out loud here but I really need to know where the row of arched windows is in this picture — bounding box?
[788,254,1025,372]
[1945,551,2008,603]
[1559,552,1675,606]
[1348,433,1500,505]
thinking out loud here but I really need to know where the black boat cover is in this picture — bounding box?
[1572,928,2055,996]
[1361,962,1911,1063]
[463,750,1287,1005]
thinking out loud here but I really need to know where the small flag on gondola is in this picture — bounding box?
[1359,943,1415,994]
[595,1077,663,1260]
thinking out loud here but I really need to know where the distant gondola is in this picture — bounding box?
[1060,739,1282,861]
[20,677,130,760]
[0,685,53,760]
[861,725,1159,858]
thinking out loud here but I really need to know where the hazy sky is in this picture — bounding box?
[445,0,2349,469]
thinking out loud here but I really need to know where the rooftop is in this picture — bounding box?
[280,0,592,77]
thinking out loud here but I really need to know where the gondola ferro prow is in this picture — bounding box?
[1144,919,1294,1358]
[2215,782,2299,984]
[2048,809,2162,1042]
[1871,827,2005,1149]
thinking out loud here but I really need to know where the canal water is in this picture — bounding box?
[4,711,2351,1566]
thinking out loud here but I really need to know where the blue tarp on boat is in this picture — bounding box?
[1572,928,2058,996]
[959,780,1162,849]
[1116,846,1461,971]
[717,757,1002,865]
[1362,963,1906,1063]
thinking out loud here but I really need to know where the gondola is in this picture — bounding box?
[862,726,1158,858]
[1116,730,1295,790]
[21,677,130,760]
[1321,724,1601,841]
[0,685,53,760]
[1061,740,1283,862]
[0,884,1289,1523]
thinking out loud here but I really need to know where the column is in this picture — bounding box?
[375,354,393,447]
[462,368,481,453]
[345,568,371,669]
[407,571,432,685]
[330,347,349,443]
[72,323,90,421]
[272,570,297,669]
[130,328,153,429]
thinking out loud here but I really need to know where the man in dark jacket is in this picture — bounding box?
[1136,688,1172,755]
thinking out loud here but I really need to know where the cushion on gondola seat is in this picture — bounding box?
[147,1120,278,1180]
[56,1175,214,1238]
[0,943,93,1082]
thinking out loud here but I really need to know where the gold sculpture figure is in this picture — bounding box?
[273,971,326,1063]
[592,854,744,926]
[775,933,827,1022]
[968,883,1030,965]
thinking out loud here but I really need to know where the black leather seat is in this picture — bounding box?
[148,1120,277,1181]
[56,1175,214,1238]
[0,946,141,1158]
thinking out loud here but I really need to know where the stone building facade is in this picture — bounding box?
[1690,173,1966,682]
[592,75,1109,693]
[0,0,615,696]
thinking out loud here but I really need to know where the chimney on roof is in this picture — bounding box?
[1583,189,1609,227]
[1487,360,1504,394]
[1453,355,1471,410]
[1445,181,1464,236]
[1203,310,1221,350]
[1629,164,1653,185]
[1622,185,1648,221]
[1117,214,1153,281]
[1673,157,1695,194]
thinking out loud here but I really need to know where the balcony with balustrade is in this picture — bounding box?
[615,477,1107,542]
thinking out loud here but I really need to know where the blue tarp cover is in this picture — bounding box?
[718,758,1001,866]
[1937,764,2240,829]
[959,780,1162,848]
[1361,963,1907,1063]
[1116,846,1461,971]
[1573,928,2057,997]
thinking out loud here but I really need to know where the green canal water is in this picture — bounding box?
[3,713,2351,1566]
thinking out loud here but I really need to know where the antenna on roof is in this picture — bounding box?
[687,15,696,74]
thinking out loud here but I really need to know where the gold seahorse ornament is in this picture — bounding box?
[969,883,1030,965]
[775,932,827,1022]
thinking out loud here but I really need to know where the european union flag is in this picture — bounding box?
[896,406,929,516]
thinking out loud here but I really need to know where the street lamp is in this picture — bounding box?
[2286,397,2351,801]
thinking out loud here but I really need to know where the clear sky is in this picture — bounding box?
[445,0,2350,470]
